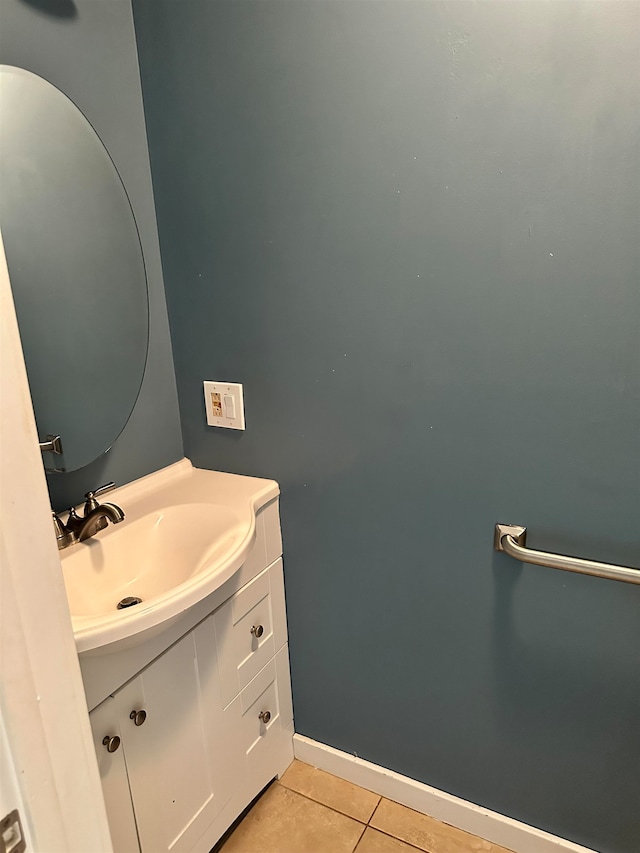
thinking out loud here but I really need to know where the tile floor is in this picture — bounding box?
[216,760,515,853]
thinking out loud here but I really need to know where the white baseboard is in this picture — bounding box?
[293,734,599,853]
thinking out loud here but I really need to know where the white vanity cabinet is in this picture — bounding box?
[90,619,237,853]
[85,498,294,853]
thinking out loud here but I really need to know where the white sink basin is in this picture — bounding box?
[60,460,279,655]
[63,503,242,617]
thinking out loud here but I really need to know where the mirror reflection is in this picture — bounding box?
[0,65,149,472]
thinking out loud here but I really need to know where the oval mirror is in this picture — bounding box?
[0,65,149,472]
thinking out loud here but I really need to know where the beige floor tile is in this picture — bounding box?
[219,782,366,853]
[370,799,514,853]
[280,759,381,822]
[355,827,422,852]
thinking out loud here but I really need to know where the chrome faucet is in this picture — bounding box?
[67,501,125,542]
[53,483,125,549]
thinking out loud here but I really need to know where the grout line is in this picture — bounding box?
[281,761,383,824]
[288,762,514,852]
[278,768,383,825]
[352,829,367,853]
[276,779,429,852]
[364,824,430,853]
[368,796,383,826]
[274,780,370,826]
[278,776,501,853]
[352,821,367,853]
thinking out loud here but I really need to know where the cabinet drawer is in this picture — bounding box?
[214,565,276,707]
[239,647,294,796]
[240,659,281,785]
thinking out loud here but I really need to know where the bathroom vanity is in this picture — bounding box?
[67,462,294,853]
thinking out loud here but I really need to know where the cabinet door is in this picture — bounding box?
[115,626,230,853]
[89,697,140,853]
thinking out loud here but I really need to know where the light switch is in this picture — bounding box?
[223,394,236,419]
[203,381,245,430]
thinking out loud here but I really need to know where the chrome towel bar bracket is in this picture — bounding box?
[494,523,640,586]
[39,433,63,455]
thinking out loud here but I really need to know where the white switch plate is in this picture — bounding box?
[203,381,246,430]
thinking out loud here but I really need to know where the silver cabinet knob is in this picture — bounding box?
[102,735,120,753]
[130,709,147,726]
[251,625,264,638]
[258,710,271,724]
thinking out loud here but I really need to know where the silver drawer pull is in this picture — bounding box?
[258,710,271,724]
[102,735,120,753]
[251,625,264,638]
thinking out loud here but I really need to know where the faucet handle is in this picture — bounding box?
[83,482,116,514]
[65,506,82,533]
[52,511,74,550]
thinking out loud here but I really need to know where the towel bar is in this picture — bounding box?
[494,524,640,585]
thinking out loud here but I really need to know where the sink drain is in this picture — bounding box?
[117,596,142,610]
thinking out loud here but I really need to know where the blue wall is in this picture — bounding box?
[1,0,184,509]
[134,2,640,850]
